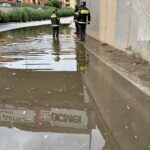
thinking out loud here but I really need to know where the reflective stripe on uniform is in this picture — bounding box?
[78,21,86,24]
[52,24,59,26]
[74,19,78,22]
[80,10,89,14]
[51,14,57,18]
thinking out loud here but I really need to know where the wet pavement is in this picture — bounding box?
[0,25,119,150]
[0,17,73,32]
[0,25,149,150]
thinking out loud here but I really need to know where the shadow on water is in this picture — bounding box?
[0,25,119,150]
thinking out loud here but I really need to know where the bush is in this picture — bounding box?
[0,11,9,23]
[13,3,51,9]
[51,0,61,8]
[58,8,75,17]
[8,8,22,22]
[0,7,74,23]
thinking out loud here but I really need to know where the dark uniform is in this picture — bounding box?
[51,10,60,38]
[74,4,79,35]
[77,1,91,41]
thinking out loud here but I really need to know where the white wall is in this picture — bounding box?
[85,0,150,62]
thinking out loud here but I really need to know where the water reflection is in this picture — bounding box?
[0,76,114,150]
[0,87,107,150]
[76,42,89,73]
[0,26,76,71]
[52,38,61,62]
[0,26,119,150]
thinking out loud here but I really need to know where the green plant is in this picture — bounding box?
[51,0,61,8]
[125,45,133,52]
[101,43,108,46]
[0,7,74,23]
[0,11,9,23]
[58,8,75,17]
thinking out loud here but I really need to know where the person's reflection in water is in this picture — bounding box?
[76,42,89,73]
[52,38,61,62]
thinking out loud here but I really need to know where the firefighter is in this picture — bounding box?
[51,9,60,38]
[74,4,79,36]
[77,1,91,41]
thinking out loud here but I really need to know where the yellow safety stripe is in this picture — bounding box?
[52,24,59,26]
[80,10,89,14]
[51,14,57,18]
[78,21,86,24]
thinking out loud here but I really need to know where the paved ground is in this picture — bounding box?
[0,17,73,32]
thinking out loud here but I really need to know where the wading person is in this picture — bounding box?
[74,4,79,36]
[77,1,91,41]
[51,9,60,38]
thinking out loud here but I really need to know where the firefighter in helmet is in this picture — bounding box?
[77,1,91,41]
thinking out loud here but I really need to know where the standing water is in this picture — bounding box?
[0,25,119,150]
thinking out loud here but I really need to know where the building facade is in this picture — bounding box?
[61,0,76,8]
[0,0,16,4]
[0,0,47,6]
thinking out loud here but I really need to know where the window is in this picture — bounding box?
[66,4,70,7]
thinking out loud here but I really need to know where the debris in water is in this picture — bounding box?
[134,135,138,139]
[12,73,16,75]
[38,122,42,126]
[44,135,49,139]
[53,56,60,62]
[23,111,26,114]
[79,93,84,96]
[126,106,130,110]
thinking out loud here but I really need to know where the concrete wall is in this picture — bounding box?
[86,0,101,40]
[84,0,150,62]
[83,39,150,149]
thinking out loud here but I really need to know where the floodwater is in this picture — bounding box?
[0,26,119,150]
[0,25,150,150]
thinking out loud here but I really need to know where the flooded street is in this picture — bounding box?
[0,26,118,150]
[0,25,149,150]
